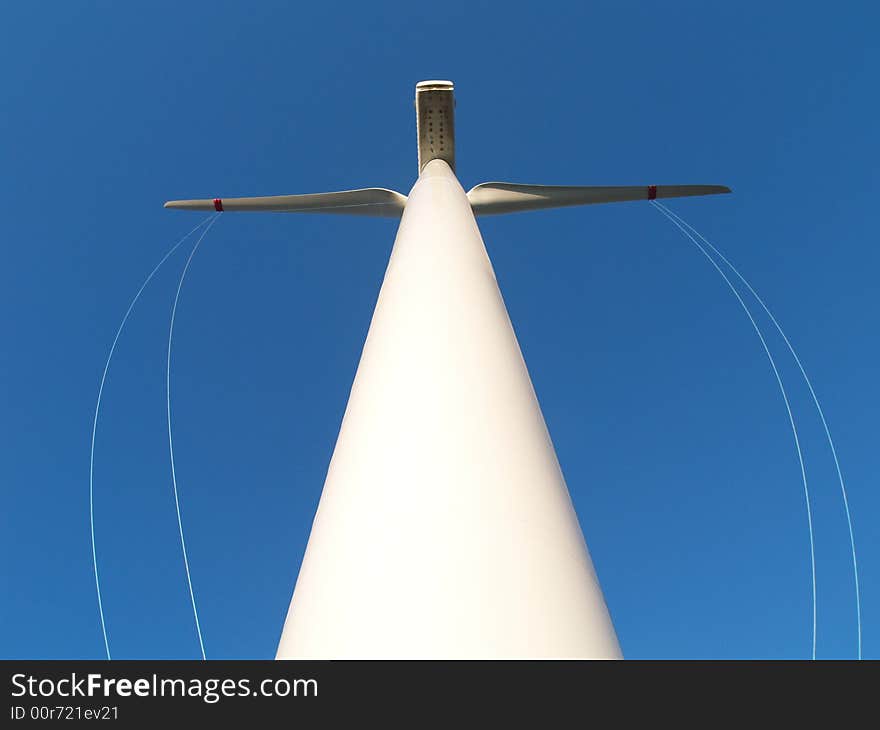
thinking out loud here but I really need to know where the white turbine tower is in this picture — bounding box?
[166,80,729,658]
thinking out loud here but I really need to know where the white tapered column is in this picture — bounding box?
[277,160,621,658]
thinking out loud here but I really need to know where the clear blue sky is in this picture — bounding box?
[1,2,876,659]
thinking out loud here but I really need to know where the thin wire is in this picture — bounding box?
[650,200,818,660]
[654,200,861,659]
[166,214,219,660]
[89,215,215,660]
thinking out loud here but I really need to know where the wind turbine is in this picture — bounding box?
[165,80,730,658]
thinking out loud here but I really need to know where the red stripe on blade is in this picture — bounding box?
[647,185,657,200]
[213,198,224,212]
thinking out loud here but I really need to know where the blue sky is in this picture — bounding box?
[1,2,876,659]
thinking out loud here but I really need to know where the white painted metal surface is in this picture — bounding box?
[163,80,729,658]
[276,159,622,658]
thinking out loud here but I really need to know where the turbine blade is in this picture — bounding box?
[164,188,407,218]
[467,183,731,216]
